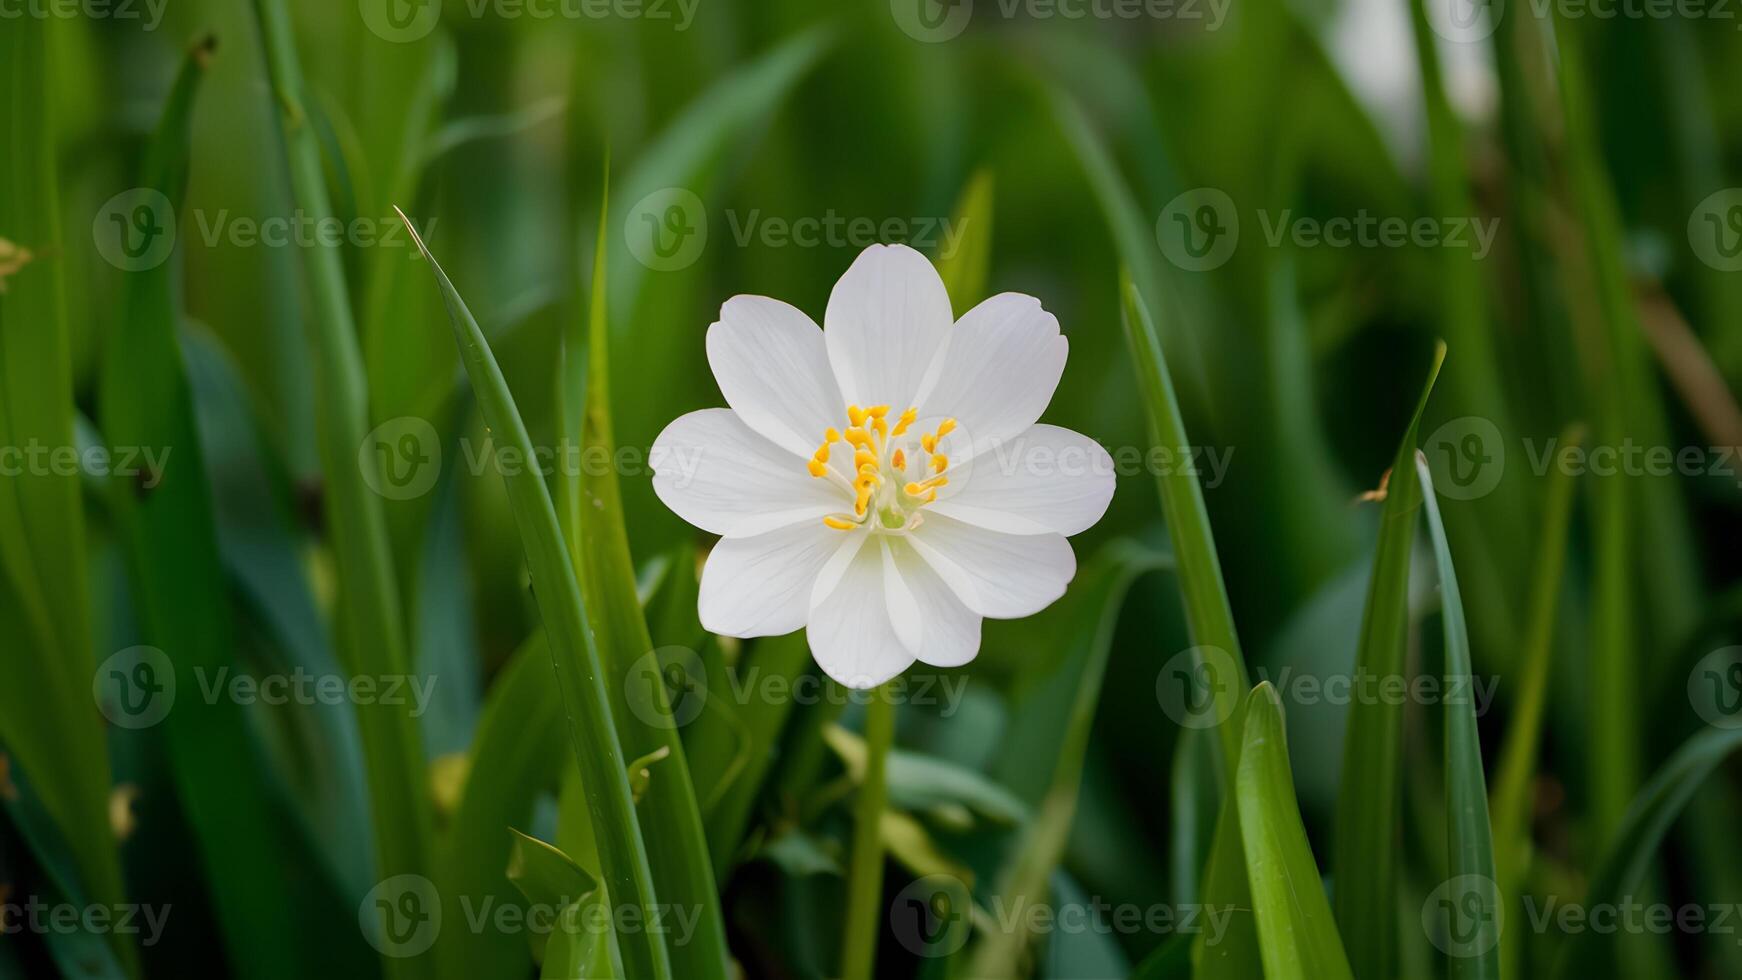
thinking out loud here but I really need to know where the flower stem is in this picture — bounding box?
[842,685,896,980]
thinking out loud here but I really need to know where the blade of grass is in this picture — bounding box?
[249,1,434,954]
[565,168,731,978]
[397,210,672,980]
[1491,424,1584,980]
[1332,341,1445,980]
[1237,683,1356,980]
[96,37,312,978]
[934,169,993,314]
[967,541,1171,977]
[1417,455,1502,980]
[0,16,128,964]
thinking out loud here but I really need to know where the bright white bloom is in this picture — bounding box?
[651,244,1115,689]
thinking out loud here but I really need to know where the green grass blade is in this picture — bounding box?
[0,14,127,954]
[1491,424,1584,980]
[967,541,1170,977]
[1417,455,1502,980]
[934,169,993,314]
[248,0,434,946]
[1552,726,1742,980]
[1332,341,1445,980]
[1237,683,1355,980]
[569,169,731,978]
[96,38,313,978]
[397,211,672,980]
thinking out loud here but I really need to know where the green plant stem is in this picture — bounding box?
[248,0,433,960]
[841,687,896,980]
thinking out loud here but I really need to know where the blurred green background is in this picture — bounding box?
[4,0,1742,976]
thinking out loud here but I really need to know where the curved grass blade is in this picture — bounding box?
[934,169,993,314]
[1417,456,1501,980]
[968,541,1171,977]
[1237,683,1355,980]
[0,16,127,960]
[1332,342,1445,980]
[96,38,313,978]
[249,0,434,941]
[565,168,731,978]
[507,831,621,980]
[397,210,672,980]
[1552,725,1742,980]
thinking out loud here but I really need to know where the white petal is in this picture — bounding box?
[698,523,845,638]
[807,540,915,689]
[889,538,981,668]
[880,539,924,656]
[824,244,953,411]
[907,512,1076,619]
[651,409,846,537]
[931,424,1116,536]
[918,293,1067,459]
[707,296,845,457]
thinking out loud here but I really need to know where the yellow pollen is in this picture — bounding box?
[854,449,876,469]
[813,444,831,463]
[823,516,858,531]
[825,427,841,442]
[807,460,828,478]
[848,405,868,427]
[892,408,917,436]
[904,475,949,496]
[892,448,906,470]
[921,433,937,453]
[936,418,957,437]
[931,454,948,473]
[845,427,872,449]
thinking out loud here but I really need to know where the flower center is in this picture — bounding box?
[806,404,955,533]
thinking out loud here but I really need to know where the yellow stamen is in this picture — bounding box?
[813,444,830,463]
[936,418,957,437]
[824,427,841,442]
[892,449,906,470]
[845,427,872,449]
[807,460,828,478]
[823,516,858,531]
[848,405,867,427]
[931,454,948,473]
[921,433,937,453]
[892,408,917,436]
[904,475,949,496]
[854,449,876,470]
[868,405,890,417]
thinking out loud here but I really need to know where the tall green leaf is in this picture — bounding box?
[1237,683,1355,980]
[1332,341,1445,980]
[398,211,671,980]
[934,169,993,314]
[1418,456,1501,980]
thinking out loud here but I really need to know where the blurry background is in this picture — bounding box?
[6,0,1742,976]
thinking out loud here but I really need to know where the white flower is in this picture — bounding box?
[651,244,1115,689]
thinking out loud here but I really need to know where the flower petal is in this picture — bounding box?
[651,408,846,537]
[907,512,1076,619]
[698,522,846,637]
[824,244,954,411]
[889,538,981,667]
[917,293,1067,460]
[931,424,1116,536]
[807,539,916,689]
[707,295,845,457]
